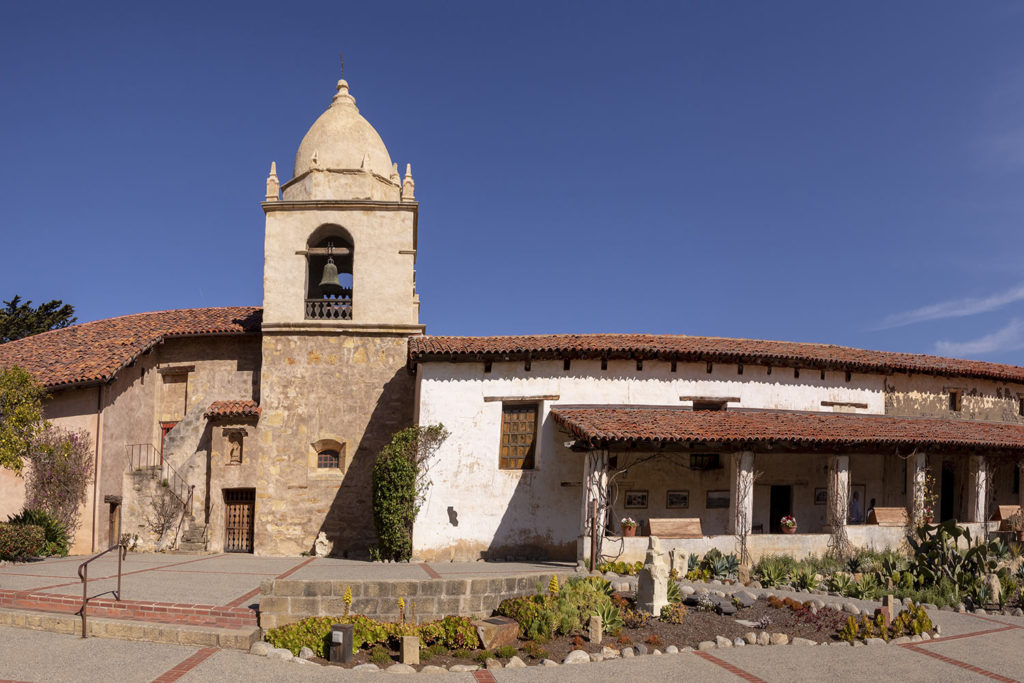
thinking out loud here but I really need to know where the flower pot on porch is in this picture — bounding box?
[782,526,797,535]
[622,526,637,537]
[1016,530,1024,542]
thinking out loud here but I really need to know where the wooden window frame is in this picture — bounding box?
[498,402,539,471]
[317,449,341,469]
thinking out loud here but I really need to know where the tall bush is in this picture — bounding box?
[6,508,69,556]
[371,424,448,562]
[0,365,46,472]
[0,522,45,560]
[23,425,94,535]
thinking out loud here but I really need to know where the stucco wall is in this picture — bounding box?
[413,358,887,562]
[885,373,1024,422]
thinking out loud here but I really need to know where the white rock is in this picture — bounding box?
[791,637,815,646]
[733,638,745,647]
[485,658,502,670]
[385,664,416,674]
[250,642,272,656]
[757,631,770,646]
[601,646,620,659]
[769,633,788,646]
[420,665,447,674]
[540,659,559,667]
[920,632,931,641]
[622,647,635,658]
[664,645,678,654]
[449,664,479,672]
[353,663,380,671]
[744,632,757,645]
[588,653,603,662]
[697,641,716,651]
[715,635,732,648]
[506,656,526,668]
[298,646,315,660]
[563,650,591,665]
[842,602,860,615]
[267,648,293,661]
[865,638,885,646]
[680,585,695,596]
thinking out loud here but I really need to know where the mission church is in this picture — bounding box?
[3,66,1024,564]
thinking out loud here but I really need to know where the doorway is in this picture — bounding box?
[940,462,955,522]
[224,488,255,553]
[769,485,792,533]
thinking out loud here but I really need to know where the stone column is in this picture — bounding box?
[728,451,755,535]
[905,451,927,522]
[580,449,609,563]
[966,454,988,523]
[1018,460,1024,510]
[827,455,850,530]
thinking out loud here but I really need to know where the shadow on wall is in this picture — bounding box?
[315,367,415,559]
[477,416,578,562]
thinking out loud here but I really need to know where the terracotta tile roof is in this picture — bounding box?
[205,399,260,420]
[0,307,261,389]
[408,334,1024,384]
[550,407,1024,453]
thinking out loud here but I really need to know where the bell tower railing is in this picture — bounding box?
[305,292,352,320]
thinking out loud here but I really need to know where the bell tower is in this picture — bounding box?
[254,64,422,557]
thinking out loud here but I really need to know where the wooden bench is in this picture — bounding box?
[866,507,908,527]
[991,505,1021,530]
[646,518,703,538]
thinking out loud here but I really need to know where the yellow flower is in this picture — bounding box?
[397,597,405,610]
[548,575,559,595]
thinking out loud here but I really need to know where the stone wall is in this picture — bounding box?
[256,332,415,557]
[258,572,573,630]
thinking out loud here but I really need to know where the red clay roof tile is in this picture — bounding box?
[205,400,260,420]
[408,334,1024,385]
[550,407,1024,452]
[0,307,261,389]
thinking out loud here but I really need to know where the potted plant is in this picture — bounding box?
[1007,510,1024,542]
[780,515,797,534]
[620,517,638,537]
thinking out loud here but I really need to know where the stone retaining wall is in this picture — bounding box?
[258,572,573,629]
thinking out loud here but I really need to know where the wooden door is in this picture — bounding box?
[224,489,255,553]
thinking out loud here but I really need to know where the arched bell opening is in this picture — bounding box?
[305,225,354,320]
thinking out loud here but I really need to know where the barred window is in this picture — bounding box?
[499,403,538,470]
[317,449,340,469]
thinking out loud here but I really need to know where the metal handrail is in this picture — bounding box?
[77,543,127,638]
[125,443,194,515]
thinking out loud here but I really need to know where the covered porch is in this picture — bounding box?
[552,407,1024,564]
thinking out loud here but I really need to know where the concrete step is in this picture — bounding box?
[178,542,206,552]
[0,606,260,650]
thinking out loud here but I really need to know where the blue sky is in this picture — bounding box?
[3,2,1024,362]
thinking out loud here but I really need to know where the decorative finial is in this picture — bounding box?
[265,161,279,201]
[402,163,415,201]
[310,150,319,168]
[361,152,371,173]
[390,162,400,184]
[331,54,357,109]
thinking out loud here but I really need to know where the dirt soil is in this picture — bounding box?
[316,599,850,669]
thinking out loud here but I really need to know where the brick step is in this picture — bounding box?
[0,589,257,629]
[0,606,260,650]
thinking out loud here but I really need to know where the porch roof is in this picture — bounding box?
[550,407,1024,453]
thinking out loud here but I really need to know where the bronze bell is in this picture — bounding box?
[318,257,345,297]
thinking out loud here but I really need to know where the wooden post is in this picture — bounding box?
[589,500,597,572]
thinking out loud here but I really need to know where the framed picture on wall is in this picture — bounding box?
[624,490,648,509]
[706,490,729,509]
[666,490,689,509]
[814,488,827,505]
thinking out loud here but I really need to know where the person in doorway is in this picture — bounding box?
[865,497,876,522]
[849,490,863,524]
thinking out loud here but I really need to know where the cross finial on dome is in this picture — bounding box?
[331,53,357,109]
[339,52,344,78]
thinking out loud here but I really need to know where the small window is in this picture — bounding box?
[499,403,537,470]
[317,449,341,469]
[693,400,726,412]
[1014,465,1020,494]
[949,390,962,412]
[690,453,720,470]
[1018,398,1024,417]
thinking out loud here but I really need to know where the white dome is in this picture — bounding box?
[292,79,393,180]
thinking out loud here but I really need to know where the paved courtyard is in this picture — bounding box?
[1,554,1023,682]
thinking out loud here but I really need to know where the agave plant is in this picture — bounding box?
[756,560,788,587]
[687,553,700,573]
[723,553,740,578]
[595,601,623,635]
[792,567,819,592]
[666,579,682,605]
[826,572,853,596]
[709,555,731,580]
[846,555,865,574]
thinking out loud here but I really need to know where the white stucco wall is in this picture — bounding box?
[413,358,886,561]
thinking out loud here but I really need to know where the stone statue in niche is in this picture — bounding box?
[225,430,244,465]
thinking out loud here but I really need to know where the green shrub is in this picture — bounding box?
[755,554,795,587]
[521,641,548,660]
[7,508,69,556]
[370,645,391,665]
[263,613,469,658]
[497,576,615,640]
[0,522,45,560]
[659,603,686,624]
[494,645,517,659]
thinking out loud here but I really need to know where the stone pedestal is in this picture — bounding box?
[400,636,419,665]
[588,615,602,644]
[636,537,669,615]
